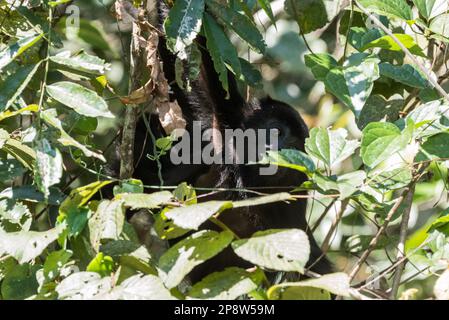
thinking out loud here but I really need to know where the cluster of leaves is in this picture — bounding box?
[1,0,449,301]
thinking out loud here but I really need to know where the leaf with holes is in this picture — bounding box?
[0,224,64,264]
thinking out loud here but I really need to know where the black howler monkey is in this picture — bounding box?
[130,1,332,283]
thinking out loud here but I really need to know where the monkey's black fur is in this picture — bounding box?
[129,1,333,283]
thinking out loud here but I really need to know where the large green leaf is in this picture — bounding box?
[304,53,338,81]
[49,50,110,75]
[206,0,266,54]
[348,27,384,51]
[420,133,449,160]
[0,199,32,232]
[165,201,232,230]
[232,229,310,273]
[0,63,40,112]
[1,264,39,300]
[46,81,114,118]
[379,63,428,89]
[357,95,403,130]
[0,159,26,181]
[305,127,359,169]
[361,122,413,168]
[41,108,106,161]
[158,230,234,288]
[267,272,351,300]
[357,0,413,21]
[314,171,366,199]
[164,0,205,58]
[0,33,43,70]
[88,200,125,251]
[413,0,447,20]
[285,0,341,34]
[361,34,425,57]
[258,149,316,174]
[0,224,64,264]
[429,13,449,39]
[118,191,173,210]
[34,138,63,198]
[203,12,241,94]
[188,267,264,299]
[342,53,380,115]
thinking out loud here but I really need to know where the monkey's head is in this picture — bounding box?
[240,97,309,189]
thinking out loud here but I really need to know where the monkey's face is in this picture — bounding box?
[241,98,309,188]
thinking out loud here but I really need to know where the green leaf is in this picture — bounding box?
[0,224,64,264]
[0,33,43,70]
[43,249,73,281]
[113,179,144,196]
[0,185,64,206]
[0,63,40,112]
[118,191,173,210]
[285,0,341,34]
[0,159,26,181]
[164,0,205,58]
[88,200,125,251]
[361,34,425,57]
[357,95,403,130]
[0,104,39,122]
[165,200,232,230]
[413,0,447,20]
[58,181,112,217]
[1,138,36,171]
[357,0,413,21]
[342,53,380,114]
[203,12,242,95]
[420,133,449,160]
[267,272,350,299]
[46,81,113,118]
[49,50,110,75]
[348,27,384,51]
[304,53,338,81]
[429,13,449,39]
[56,272,112,300]
[188,267,264,299]
[232,193,295,208]
[232,229,310,273]
[370,167,412,190]
[112,274,176,300]
[206,0,266,54]
[158,230,234,288]
[257,0,276,25]
[0,199,32,232]
[324,68,352,108]
[238,58,262,87]
[406,100,449,138]
[1,264,39,300]
[34,138,63,198]
[86,252,114,277]
[305,127,359,168]
[361,122,412,168]
[379,63,428,89]
[314,171,366,199]
[259,149,316,174]
[41,108,106,161]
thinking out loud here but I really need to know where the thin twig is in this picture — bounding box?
[349,186,412,282]
[389,185,415,299]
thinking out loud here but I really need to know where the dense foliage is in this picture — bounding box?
[1,0,449,300]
